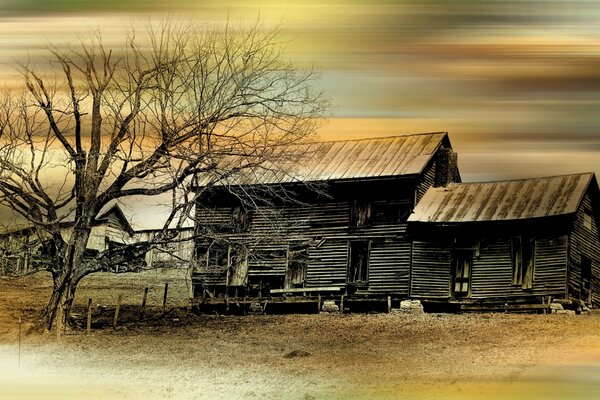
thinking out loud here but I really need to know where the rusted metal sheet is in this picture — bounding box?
[409,173,594,223]
[197,132,447,186]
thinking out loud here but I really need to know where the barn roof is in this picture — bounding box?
[199,132,450,186]
[408,172,596,223]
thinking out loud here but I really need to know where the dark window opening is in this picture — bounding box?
[371,202,411,224]
[253,249,288,263]
[350,201,372,227]
[207,242,229,269]
[347,241,369,284]
[232,206,252,232]
[452,250,472,298]
[512,236,535,289]
[581,255,592,303]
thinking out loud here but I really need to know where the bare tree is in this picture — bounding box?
[0,20,327,330]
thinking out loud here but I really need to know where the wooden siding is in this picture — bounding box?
[411,234,568,300]
[368,239,411,294]
[136,229,195,268]
[470,235,567,299]
[568,192,600,306]
[410,240,452,298]
[194,201,413,296]
[305,240,348,288]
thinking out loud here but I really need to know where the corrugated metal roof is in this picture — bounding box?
[200,132,448,186]
[408,173,594,223]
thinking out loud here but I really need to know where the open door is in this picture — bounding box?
[452,250,472,298]
[284,244,308,289]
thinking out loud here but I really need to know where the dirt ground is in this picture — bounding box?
[1,271,600,400]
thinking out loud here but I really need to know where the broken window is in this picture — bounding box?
[231,206,252,232]
[452,250,472,297]
[347,241,369,283]
[511,236,535,289]
[350,201,372,227]
[206,242,229,269]
[371,202,411,224]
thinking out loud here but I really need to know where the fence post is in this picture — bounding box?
[86,298,93,335]
[162,283,169,315]
[18,316,21,367]
[113,294,122,329]
[140,287,149,320]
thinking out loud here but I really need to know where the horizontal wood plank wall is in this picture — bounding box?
[194,201,413,295]
[470,238,513,298]
[534,235,569,295]
[305,240,348,288]
[568,192,600,305]
[367,239,411,295]
[411,240,452,298]
[470,236,567,298]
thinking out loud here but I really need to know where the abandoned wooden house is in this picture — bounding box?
[407,173,600,311]
[135,227,195,269]
[192,132,460,310]
[0,204,138,275]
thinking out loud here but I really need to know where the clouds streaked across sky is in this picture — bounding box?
[1,0,600,227]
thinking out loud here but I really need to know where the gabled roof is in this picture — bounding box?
[408,172,596,223]
[199,132,450,186]
[0,204,135,236]
[94,204,135,235]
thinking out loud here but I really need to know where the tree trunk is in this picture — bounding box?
[44,228,90,331]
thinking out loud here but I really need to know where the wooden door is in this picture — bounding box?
[284,245,308,289]
[452,250,472,298]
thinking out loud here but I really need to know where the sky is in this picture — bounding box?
[1,0,600,228]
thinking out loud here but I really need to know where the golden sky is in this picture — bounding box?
[2,0,600,226]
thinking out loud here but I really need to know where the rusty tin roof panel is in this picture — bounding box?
[408,173,594,223]
[199,132,448,186]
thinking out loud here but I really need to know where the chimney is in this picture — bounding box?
[434,147,458,187]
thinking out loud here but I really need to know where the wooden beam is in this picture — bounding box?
[270,286,343,294]
[461,303,550,311]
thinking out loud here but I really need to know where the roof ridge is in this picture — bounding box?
[446,172,594,186]
[298,131,447,146]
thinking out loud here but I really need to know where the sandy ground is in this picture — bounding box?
[1,271,600,400]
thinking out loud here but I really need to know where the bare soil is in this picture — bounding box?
[1,271,600,400]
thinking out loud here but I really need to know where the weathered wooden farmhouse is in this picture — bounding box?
[135,227,195,269]
[192,132,460,310]
[408,173,600,310]
[0,204,137,275]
